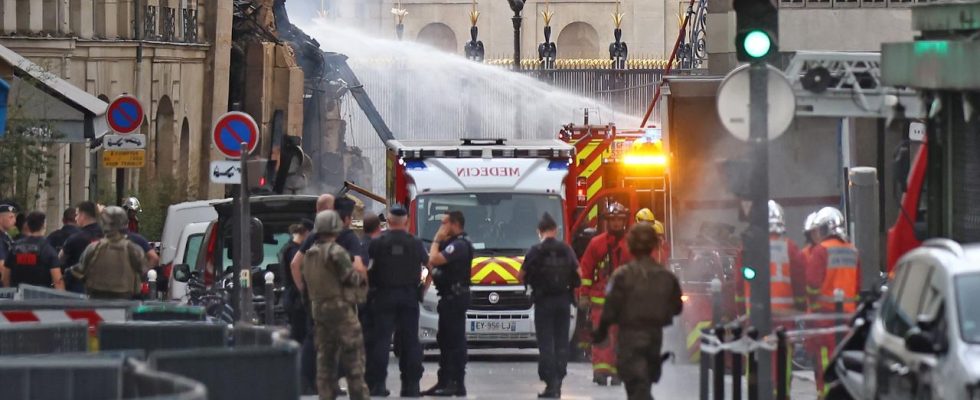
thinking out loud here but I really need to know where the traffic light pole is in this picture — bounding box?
[747,61,774,399]
[235,142,255,323]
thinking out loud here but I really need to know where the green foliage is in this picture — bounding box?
[134,175,179,242]
[0,123,59,210]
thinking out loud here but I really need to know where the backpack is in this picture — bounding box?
[530,240,575,296]
[82,237,143,295]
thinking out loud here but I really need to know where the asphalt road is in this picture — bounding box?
[302,348,819,399]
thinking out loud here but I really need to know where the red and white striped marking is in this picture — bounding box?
[0,309,127,330]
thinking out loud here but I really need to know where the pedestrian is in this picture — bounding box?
[302,210,369,400]
[521,212,580,398]
[421,210,473,397]
[291,193,335,395]
[71,206,146,299]
[3,211,63,289]
[365,205,427,397]
[282,220,313,343]
[122,197,141,234]
[805,206,860,394]
[634,208,671,263]
[578,202,632,386]
[60,201,103,293]
[593,222,683,400]
[360,213,382,265]
[46,207,80,252]
[0,203,21,286]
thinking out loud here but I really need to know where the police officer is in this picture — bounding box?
[422,210,473,397]
[365,205,427,397]
[282,220,313,343]
[3,211,63,289]
[73,206,146,299]
[0,203,17,284]
[46,207,80,252]
[594,222,683,400]
[61,201,103,293]
[302,210,369,400]
[521,212,580,398]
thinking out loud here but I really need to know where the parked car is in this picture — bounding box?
[159,199,221,286]
[168,222,212,302]
[862,239,980,400]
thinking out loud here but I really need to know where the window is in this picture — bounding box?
[955,273,980,344]
[881,263,910,334]
[183,234,204,265]
[221,233,292,271]
[888,263,933,337]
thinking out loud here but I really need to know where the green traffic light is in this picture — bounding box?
[743,30,772,59]
[742,266,757,281]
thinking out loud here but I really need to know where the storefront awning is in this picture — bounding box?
[0,43,109,140]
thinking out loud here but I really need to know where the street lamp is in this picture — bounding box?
[508,0,525,70]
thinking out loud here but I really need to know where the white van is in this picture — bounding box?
[159,200,221,289]
[167,222,211,301]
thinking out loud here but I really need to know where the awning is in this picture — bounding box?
[0,43,109,140]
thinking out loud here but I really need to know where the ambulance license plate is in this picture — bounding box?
[470,321,516,332]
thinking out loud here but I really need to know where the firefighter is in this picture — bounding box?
[579,202,631,386]
[806,206,860,395]
[122,197,141,234]
[593,222,683,400]
[766,201,808,314]
[634,208,670,263]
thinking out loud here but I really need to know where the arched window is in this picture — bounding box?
[417,23,457,53]
[155,96,175,178]
[557,22,601,58]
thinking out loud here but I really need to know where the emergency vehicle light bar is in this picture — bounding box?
[396,148,573,159]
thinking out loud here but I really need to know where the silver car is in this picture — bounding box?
[863,239,980,400]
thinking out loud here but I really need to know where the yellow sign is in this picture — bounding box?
[102,150,146,168]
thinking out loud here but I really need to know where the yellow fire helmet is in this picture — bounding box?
[635,208,656,223]
[653,221,665,236]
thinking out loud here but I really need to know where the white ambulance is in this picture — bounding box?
[385,138,576,347]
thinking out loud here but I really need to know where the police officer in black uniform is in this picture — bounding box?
[365,205,427,397]
[0,203,19,285]
[4,211,64,289]
[422,210,473,397]
[61,201,103,293]
[522,212,581,398]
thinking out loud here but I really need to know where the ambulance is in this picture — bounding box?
[385,138,576,347]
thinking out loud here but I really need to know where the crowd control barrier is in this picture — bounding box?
[99,321,229,352]
[131,303,207,322]
[232,323,290,347]
[150,342,300,400]
[124,358,209,400]
[17,284,89,300]
[0,321,88,356]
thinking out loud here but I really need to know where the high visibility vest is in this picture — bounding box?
[741,238,795,315]
[769,238,795,312]
[817,239,859,313]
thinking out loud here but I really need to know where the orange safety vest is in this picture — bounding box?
[741,237,795,315]
[817,239,859,313]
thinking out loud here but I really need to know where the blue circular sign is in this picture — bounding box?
[212,112,259,159]
[106,95,144,134]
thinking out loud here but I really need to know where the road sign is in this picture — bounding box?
[212,112,259,159]
[102,150,145,168]
[909,121,925,142]
[106,95,144,135]
[210,160,242,184]
[717,64,796,141]
[103,134,146,150]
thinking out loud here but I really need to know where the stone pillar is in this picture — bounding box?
[200,0,232,198]
[16,0,42,33]
[117,0,134,39]
[706,0,737,75]
[70,0,94,38]
[0,0,14,33]
[94,0,118,38]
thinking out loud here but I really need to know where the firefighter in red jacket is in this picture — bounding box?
[578,202,631,386]
[806,206,860,395]
[634,208,670,264]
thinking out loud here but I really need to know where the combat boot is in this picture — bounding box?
[430,380,466,397]
[538,380,561,398]
[368,385,390,397]
[421,381,448,396]
[593,372,609,386]
[400,382,421,397]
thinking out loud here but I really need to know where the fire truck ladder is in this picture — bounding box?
[783,51,924,119]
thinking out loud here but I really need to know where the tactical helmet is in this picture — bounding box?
[635,208,656,223]
[314,210,343,235]
[605,202,628,218]
[100,206,128,233]
[768,200,786,235]
[122,197,141,213]
[813,207,847,241]
[627,222,658,256]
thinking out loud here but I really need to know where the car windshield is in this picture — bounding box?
[183,234,204,264]
[416,193,564,254]
[955,273,980,344]
[221,232,292,271]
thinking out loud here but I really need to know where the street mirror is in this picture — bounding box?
[905,329,936,353]
[173,264,191,283]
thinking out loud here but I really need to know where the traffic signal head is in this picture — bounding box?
[742,265,758,281]
[734,0,778,62]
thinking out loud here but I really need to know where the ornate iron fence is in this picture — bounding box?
[679,0,709,69]
[161,7,176,41]
[183,8,199,43]
[143,5,158,39]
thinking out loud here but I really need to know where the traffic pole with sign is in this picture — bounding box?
[104,95,146,207]
[236,141,255,323]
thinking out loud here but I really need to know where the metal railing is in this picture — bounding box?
[778,0,930,8]
[143,6,158,39]
[161,7,177,42]
[183,8,199,43]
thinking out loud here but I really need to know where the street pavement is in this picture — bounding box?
[303,348,819,399]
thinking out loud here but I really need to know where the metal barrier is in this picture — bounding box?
[0,287,16,299]
[0,321,88,356]
[0,357,126,399]
[99,321,229,352]
[232,323,290,347]
[131,303,207,322]
[18,284,89,300]
[150,343,300,400]
[124,358,209,400]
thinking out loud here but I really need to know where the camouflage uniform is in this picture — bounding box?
[303,234,369,400]
[596,256,683,400]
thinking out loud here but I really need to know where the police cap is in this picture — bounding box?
[388,204,408,217]
[0,204,16,214]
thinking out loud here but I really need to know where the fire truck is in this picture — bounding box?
[385,138,576,347]
[557,121,741,361]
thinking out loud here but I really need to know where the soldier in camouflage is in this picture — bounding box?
[594,222,683,400]
[302,210,370,400]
